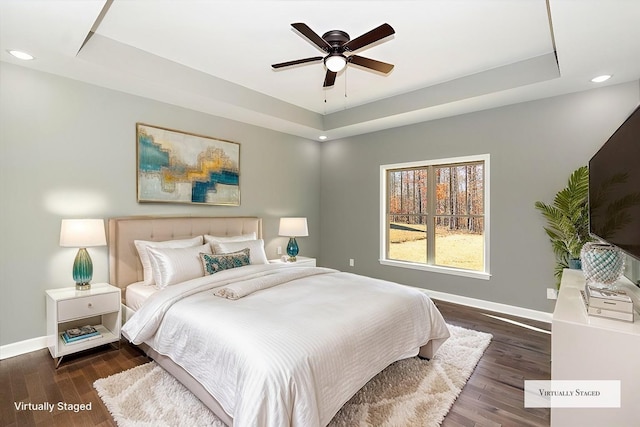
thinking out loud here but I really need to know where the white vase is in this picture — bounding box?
[580,242,625,288]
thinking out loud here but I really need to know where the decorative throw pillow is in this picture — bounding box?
[134,236,203,285]
[200,249,251,275]
[212,239,269,265]
[203,233,256,246]
[147,243,212,289]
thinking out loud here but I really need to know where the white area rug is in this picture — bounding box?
[94,325,491,427]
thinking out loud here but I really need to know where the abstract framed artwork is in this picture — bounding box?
[136,123,240,205]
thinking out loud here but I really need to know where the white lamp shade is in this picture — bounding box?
[60,219,107,247]
[279,217,308,237]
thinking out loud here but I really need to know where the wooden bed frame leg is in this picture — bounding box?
[418,341,434,360]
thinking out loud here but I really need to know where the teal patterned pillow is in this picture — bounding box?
[200,248,251,275]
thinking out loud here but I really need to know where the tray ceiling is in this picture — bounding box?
[1,1,639,140]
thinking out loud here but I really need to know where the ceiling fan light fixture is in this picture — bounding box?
[324,53,347,72]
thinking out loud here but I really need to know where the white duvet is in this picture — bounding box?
[122,264,450,427]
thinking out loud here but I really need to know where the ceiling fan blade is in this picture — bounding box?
[323,70,337,87]
[349,55,394,73]
[272,57,323,69]
[291,23,331,52]
[343,23,395,52]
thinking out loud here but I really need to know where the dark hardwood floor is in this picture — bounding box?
[435,300,551,427]
[1,301,551,427]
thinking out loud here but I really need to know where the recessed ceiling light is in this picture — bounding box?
[318,135,328,141]
[8,50,34,60]
[591,74,612,83]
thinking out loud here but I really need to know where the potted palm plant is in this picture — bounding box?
[535,166,593,286]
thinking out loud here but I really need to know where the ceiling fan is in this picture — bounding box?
[272,22,395,87]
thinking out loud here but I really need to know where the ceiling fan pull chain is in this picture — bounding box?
[324,89,327,115]
[344,67,348,110]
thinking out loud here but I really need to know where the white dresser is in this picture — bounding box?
[551,269,640,426]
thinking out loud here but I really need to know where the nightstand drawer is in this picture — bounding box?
[57,292,120,321]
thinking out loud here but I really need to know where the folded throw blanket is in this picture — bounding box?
[214,267,335,300]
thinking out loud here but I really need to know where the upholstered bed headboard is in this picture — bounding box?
[108,216,262,291]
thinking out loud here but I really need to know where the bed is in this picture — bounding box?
[110,216,450,427]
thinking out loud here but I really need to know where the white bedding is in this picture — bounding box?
[122,264,450,427]
[125,281,158,311]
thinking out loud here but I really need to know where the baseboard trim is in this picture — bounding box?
[0,336,48,360]
[415,287,553,323]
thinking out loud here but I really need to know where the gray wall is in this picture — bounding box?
[0,62,321,346]
[319,81,640,312]
[1,59,639,347]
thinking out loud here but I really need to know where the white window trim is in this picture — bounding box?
[379,154,491,280]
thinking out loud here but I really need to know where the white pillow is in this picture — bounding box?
[147,243,212,289]
[204,232,256,245]
[213,239,269,265]
[134,236,203,285]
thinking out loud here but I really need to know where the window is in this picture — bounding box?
[380,154,490,279]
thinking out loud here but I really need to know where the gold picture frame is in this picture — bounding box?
[136,123,240,206]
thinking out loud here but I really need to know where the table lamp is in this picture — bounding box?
[59,219,107,290]
[279,217,308,262]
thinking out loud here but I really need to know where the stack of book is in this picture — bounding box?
[581,284,635,322]
[61,325,102,345]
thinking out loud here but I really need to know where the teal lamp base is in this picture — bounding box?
[286,237,299,262]
[73,248,93,290]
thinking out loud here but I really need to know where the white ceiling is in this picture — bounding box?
[1,0,639,140]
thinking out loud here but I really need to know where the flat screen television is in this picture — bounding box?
[588,104,640,261]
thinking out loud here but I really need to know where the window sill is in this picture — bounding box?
[379,259,491,280]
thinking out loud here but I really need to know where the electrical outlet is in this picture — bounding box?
[277,246,282,255]
[349,259,354,267]
[547,288,558,300]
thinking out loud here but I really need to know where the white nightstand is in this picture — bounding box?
[46,283,121,368]
[270,256,316,267]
